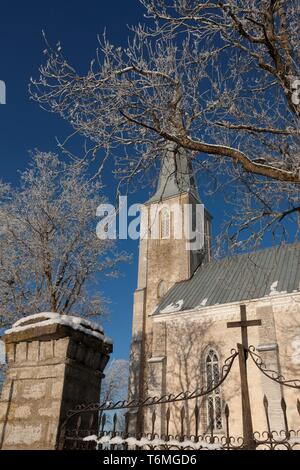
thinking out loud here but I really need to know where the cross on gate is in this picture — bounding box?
[227,304,262,352]
[227,304,262,449]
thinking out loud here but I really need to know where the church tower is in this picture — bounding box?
[128,144,212,432]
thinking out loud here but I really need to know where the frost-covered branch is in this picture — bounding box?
[0,152,129,328]
[30,1,300,250]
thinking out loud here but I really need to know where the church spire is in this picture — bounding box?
[147,143,199,204]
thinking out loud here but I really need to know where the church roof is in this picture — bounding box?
[155,243,300,315]
[146,144,199,204]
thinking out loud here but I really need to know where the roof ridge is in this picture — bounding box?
[195,241,300,274]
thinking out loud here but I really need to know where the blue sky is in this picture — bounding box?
[0,0,215,365]
[0,1,297,364]
[0,0,148,362]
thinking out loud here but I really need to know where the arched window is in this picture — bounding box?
[157,280,167,299]
[160,208,170,239]
[206,349,222,430]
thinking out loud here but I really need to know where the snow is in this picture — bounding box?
[148,356,165,363]
[13,312,103,332]
[5,312,112,344]
[198,298,208,307]
[160,300,184,314]
[103,336,113,346]
[270,281,279,294]
[269,281,287,296]
[257,343,278,352]
[83,434,221,450]
[289,437,300,444]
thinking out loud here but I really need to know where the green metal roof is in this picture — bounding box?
[155,243,300,314]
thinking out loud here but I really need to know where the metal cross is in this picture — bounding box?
[227,304,262,352]
[227,304,262,449]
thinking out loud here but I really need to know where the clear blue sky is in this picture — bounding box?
[0,1,295,363]
[0,0,148,362]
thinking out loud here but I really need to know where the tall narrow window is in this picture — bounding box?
[206,349,222,430]
[160,208,170,239]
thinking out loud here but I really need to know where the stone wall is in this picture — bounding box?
[129,192,209,429]
[149,292,300,437]
[0,314,112,450]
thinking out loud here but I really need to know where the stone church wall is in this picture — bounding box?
[149,292,300,437]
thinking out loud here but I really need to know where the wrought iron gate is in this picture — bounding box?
[58,345,300,450]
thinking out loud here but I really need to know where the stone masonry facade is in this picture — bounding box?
[128,192,212,431]
[129,155,300,438]
[148,292,300,437]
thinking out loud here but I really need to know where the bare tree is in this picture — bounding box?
[100,359,129,431]
[0,151,129,328]
[101,359,129,404]
[30,1,300,250]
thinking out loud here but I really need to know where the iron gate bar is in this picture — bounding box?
[57,348,238,449]
[248,345,300,388]
[60,392,300,450]
[63,349,238,420]
[58,345,300,450]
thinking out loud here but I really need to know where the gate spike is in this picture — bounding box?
[224,403,230,448]
[101,413,106,432]
[194,404,200,439]
[113,413,118,433]
[209,406,214,443]
[151,409,156,437]
[124,412,130,435]
[166,407,170,439]
[152,409,156,425]
[76,415,81,432]
[89,413,94,429]
[263,396,271,437]
[281,397,290,439]
[180,405,185,440]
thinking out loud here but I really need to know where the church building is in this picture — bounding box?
[129,145,300,439]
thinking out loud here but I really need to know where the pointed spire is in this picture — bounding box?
[147,143,199,204]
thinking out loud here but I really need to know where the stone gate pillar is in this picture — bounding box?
[0,313,112,450]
